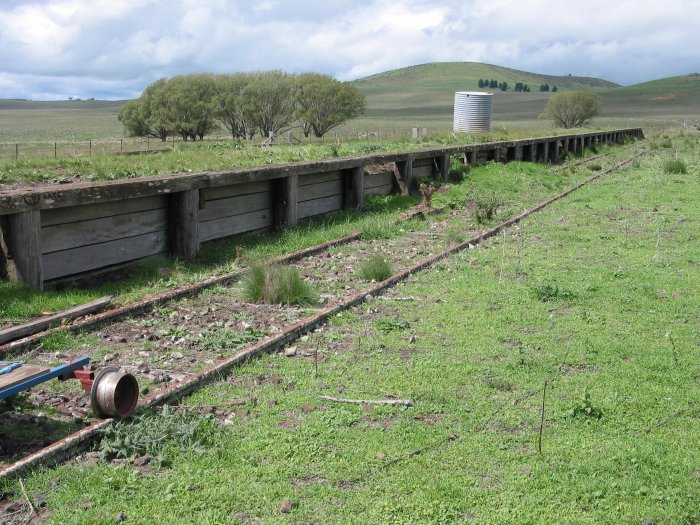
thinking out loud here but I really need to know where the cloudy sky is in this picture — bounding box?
[0,0,698,100]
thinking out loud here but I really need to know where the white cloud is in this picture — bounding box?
[0,0,698,99]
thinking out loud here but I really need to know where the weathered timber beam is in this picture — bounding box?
[273,175,298,230]
[7,211,42,290]
[170,189,200,259]
[0,296,112,344]
[343,167,364,211]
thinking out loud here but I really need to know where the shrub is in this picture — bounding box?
[448,157,470,182]
[358,254,393,281]
[241,264,317,305]
[473,192,503,224]
[540,90,601,129]
[663,159,687,174]
[566,392,603,420]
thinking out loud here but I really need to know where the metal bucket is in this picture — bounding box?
[90,368,139,418]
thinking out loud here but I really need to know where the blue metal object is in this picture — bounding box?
[0,362,23,375]
[0,356,90,400]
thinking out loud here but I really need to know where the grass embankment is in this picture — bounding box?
[5,135,699,523]
[0,142,627,326]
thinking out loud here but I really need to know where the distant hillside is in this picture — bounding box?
[354,62,618,95]
[350,63,700,129]
[0,99,125,110]
[601,74,700,117]
[351,62,620,126]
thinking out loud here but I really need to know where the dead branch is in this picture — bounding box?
[320,395,412,406]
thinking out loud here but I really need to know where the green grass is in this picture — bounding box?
[6,131,699,523]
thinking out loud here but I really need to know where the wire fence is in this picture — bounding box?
[0,128,449,161]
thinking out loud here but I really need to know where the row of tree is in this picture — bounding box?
[477,79,563,93]
[477,79,531,92]
[118,71,366,141]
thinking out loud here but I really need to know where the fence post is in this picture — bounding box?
[15,144,18,159]
[89,140,92,156]
[54,142,57,158]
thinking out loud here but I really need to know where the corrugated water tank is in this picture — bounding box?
[453,91,492,132]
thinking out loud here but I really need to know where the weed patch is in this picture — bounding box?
[98,406,221,467]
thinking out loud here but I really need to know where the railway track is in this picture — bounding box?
[0,149,646,479]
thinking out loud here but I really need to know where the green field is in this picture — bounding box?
[3,132,699,524]
[1,62,699,147]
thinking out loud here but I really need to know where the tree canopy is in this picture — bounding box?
[294,73,365,138]
[119,71,366,141]
[540,90,602,129]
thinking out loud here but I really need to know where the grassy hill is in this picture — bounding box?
[349,64,700,133]
[348,62,620,132]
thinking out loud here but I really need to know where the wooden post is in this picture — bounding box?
[468,150,478,165]
[393,158,413,195]
[170,189,200,259]
[542,141,549,163]
[7,211,43,290]
[343,166,364,211]
[550,141,560,163]
[529,144,537,162]
[436,154,451,181]
[273,175,298,230]
[514,146,523,161]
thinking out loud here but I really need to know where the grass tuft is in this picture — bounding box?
[663,158,687,174]
[240,264,317,306]
[357,255,394,281]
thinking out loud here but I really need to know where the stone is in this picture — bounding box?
[279,500,294,513]
[284,346,297,357]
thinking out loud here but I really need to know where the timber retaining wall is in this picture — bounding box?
[0,128,643,289]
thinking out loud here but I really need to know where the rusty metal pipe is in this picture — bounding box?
[90,368,139,418]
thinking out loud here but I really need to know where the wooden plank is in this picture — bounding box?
[0,364,51,391]
[364,183,393,196]
[364,172,394,189]
[201,180,271,201]
[298,180,343,202]
[0,296,112,345]
[411,165,432,180]
[199,192,270,222]
[273,175,298,230]
[298,194,343,219]
[199,209,272,242]
[42,230,167,280]
[42,208,168,254]
[343,166,364,211]
[8,211,42,290]
[171,189,200,259]
[298,170,343,187]
[412,157,434,168]
[41,196,167,227]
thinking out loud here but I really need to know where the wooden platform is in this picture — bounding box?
[0,364,51,391]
